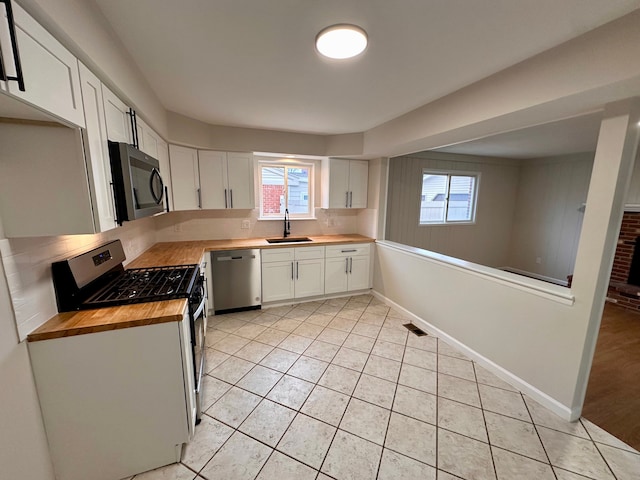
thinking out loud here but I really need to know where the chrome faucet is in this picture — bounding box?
[283,208,291,237]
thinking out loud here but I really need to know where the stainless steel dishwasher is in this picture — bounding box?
[211,249,261,314]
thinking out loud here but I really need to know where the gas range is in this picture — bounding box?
[83,265,199,308]
[51,240,199,312]
[50,239,208,426]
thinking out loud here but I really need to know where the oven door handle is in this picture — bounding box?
[192,296,206,320]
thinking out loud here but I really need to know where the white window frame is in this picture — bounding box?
[418,169,480,225]
[258,160,315,220]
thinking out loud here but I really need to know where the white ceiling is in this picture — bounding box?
[93,0,640,136]
[435,112,604,159]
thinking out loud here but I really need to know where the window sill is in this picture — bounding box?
[258,217,318,221]
[418,221,476,227]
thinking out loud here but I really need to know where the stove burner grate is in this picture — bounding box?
[82,265,198,308]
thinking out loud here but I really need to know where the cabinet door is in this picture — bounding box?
[262,261,295,302]
[348,160,369,208]
[348,256,370,291]
[156,139,171,212]
[226,152,255,209]
[102,86,132,143]
[169,145,200,210]
[327,158,350,208]
[1,3,85,127]
[141,124,159,158]
[78,63,116,232]
[294,259,324,299]
[198,150,227,209]
[324,257,349,294]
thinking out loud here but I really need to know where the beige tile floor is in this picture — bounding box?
[131,295,640,480]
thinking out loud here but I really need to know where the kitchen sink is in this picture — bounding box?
[266,236,313,244]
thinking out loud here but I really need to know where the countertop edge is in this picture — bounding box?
[30,234,375,342]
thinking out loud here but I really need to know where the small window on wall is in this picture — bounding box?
[259,162,313,218]
[419,171,478,224]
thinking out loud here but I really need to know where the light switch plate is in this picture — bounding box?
[241,219,251,229]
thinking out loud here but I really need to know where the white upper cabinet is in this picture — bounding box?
[198,150,227,209]
[156,138,171,212]
[225,152,255,209]
[199,150,254,209]
[78,62,117,232]
[102,85,132,144]
[169,145,200,211]
[198,150,255,210]
[0,1,84,127]
[321,158,368,209]
[137,118,159,158]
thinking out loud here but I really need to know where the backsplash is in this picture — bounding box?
[1,207,375,341]
[0,217,157,341]
[155,208,359,241]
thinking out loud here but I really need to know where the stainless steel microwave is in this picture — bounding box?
[108,141,165,225]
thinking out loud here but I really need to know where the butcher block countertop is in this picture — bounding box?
[126,234,374,268]
[28,234,374,342]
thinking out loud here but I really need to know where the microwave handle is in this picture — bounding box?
[149,167,164,205]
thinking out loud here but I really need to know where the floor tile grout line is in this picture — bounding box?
[579,417,620,480]
[316,297,381,477]
[196,297,371,479]
[579,418,640,455]
[202,298,444,478]
[520,391,560,479]
[373,313,410,480]
[471,360,499,480]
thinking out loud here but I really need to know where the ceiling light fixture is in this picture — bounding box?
[316,24,368,60]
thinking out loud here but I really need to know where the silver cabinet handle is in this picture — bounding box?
[349,257,353,273]
[341,249,357,253]
[197,188,201,208]
[224,188,228,208]
[345,191,349,208]
[296,261,299,279]
[345,258,349,274]
[291,262,294,280]
[230,189,233,208]
[349,191,353,208]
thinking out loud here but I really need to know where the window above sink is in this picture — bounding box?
[257,158,315,220]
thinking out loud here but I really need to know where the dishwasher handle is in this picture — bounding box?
[216,254,256,261]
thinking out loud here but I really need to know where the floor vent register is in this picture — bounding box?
[403,323,428,336]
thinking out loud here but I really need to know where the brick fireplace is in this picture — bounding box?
[608,211,640,310]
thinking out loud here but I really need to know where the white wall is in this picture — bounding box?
[0,257,55,479]
[374,103,640,418]
[507,153,594,283]
[363,10,640,158]
[356,158,384,239]
[18,0,168,136]
[154,209,358,242]
[0,217,157,341]
[385,152,519,266]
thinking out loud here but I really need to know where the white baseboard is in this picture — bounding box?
[261,289,372,310]
[372,290,576,421]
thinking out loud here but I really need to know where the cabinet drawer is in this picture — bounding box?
[295,246,325,260]
[325,243,370,258]
[262,248,294,263]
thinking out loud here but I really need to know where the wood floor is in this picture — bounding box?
[582,303,640,450]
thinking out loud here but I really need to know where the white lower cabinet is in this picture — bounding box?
[28,313,194,480]
[325,243,371,294]
[262,246,325,302]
